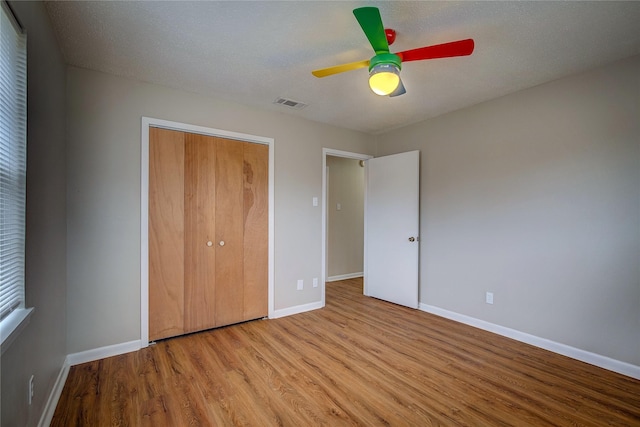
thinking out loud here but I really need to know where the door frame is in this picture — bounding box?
[141,117,275,346]
[322,148,373,306]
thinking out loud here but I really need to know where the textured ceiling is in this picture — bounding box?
[44,1,640,135]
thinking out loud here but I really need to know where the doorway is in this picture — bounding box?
[321,149,372,306]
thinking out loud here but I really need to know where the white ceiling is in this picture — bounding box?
[44,1,640,135]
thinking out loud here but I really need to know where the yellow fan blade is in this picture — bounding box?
[312,59,370,78]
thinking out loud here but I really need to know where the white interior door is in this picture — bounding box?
[365,151,419,308]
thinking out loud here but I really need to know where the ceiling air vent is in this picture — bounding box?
[273,97,308,110]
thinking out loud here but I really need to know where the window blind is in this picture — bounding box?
[0,2,27,321]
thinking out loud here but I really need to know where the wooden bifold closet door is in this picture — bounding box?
[149,127,268,341]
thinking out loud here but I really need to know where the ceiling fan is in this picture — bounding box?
[312,6,475,97]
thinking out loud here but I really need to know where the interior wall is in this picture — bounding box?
[326,156,365,278]
[2,2,67,426]
[375,55,640,366]
[65,67,374,354]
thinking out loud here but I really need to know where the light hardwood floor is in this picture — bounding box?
[52,278,640,426]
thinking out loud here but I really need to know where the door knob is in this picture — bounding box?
[408,237,416,242]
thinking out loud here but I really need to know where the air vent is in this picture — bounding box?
[273,97,308,110]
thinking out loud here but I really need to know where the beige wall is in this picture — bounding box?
[376,55,640,365]
[65,67,374,353]
[2,2,68,426]
[326,156,365,278]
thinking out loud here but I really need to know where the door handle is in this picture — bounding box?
[408,237,416,242]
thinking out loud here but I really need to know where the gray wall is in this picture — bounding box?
[65,67,374,353]
[1,2,67,426]
[2,5,638,424]
[376,55,640,365]
[326,156,365,278]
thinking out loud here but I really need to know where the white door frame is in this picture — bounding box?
[322,148,373,306]
[140,117,275,346]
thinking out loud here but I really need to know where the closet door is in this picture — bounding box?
[149,128,268,341]
[149,128,185,341]
[184,133,217,333]
[214,138,245,326]
[242,142,269,320]
[212,138,269,326]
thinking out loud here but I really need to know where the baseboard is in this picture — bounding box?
[66,340,143,366]
[420,303,640,380]
[326,272,363,282]
[37,340,142,426]
[37,359,70,427]
[37,307,638,426]
[271,301,324,318]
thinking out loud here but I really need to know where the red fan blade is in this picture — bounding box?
[397,39,474,62]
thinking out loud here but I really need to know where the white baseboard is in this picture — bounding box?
[326,272,363,282]
[66,340,143,366]
[271,301,324,318]
[42,302,638,426]
[420,303,640,380]
[37,359,70,427]
[37,340,142,426]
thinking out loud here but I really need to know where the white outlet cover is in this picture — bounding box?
[486,292,494,304]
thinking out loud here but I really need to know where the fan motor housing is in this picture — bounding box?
[369,53,402,71]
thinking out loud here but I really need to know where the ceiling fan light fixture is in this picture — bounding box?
[367,53,402,96]
[311,7,475,99]
[369,63,400,96]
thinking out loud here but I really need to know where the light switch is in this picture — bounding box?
[312,197,318,207]
[336,203,341,211]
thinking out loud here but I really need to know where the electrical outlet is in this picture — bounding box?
[313,278,318,288]
[486,292,494,305]
[28,375,34,405]
[297,279,303,290]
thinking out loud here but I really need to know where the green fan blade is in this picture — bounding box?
[353,7,389,55]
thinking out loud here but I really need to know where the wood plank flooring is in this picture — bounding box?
[51,278,640,426]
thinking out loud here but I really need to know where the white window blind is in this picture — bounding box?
[0,1,27,322]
